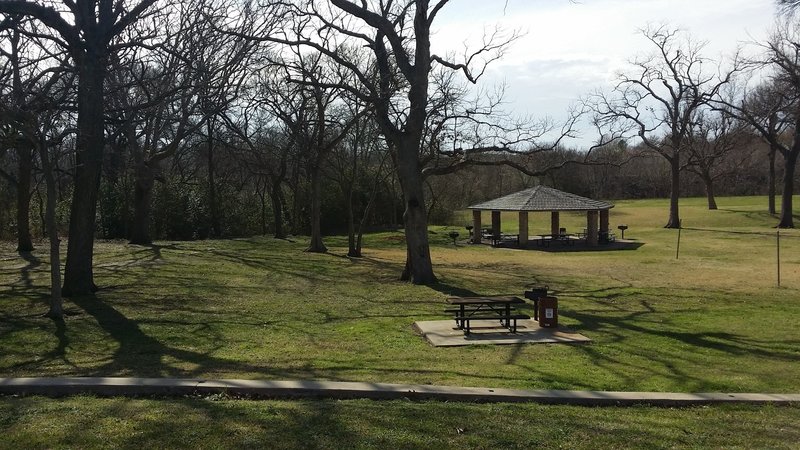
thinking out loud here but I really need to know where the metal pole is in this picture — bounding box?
[676,220,682,260]
[777,228,781,287]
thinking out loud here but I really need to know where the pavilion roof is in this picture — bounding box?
[467,186,614,212]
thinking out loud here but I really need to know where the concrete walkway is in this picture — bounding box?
[1,377,798,406]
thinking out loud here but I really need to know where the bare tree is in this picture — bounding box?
[230,0,523,283]
[246,69,307,240]
[718,20,800,228]
[222,52,358,245]
[192,3,262,239]
[36,84,73,319]
[0,18,73,318]
[262,49,368,253]
[739,82,792,215]
[590,25,734,228]
[0,18,37,252]
[326,103,391,257]
[685,108,753,210]
[779,0,800,12]
[0,0,161,295]
[106,5,213,245]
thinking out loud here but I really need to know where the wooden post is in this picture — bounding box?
[550,211,560,237]
[519,211,528,246]
[491,211,501,239]
[587,210,599,246]
[777,228,781,287]
[472,210,482,244]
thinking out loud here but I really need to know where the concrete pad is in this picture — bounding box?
[412,319,591,347]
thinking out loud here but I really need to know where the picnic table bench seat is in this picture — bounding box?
[453,313,531,334]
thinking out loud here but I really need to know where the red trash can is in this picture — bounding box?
[538,296,558,328]
[524,286,549,320]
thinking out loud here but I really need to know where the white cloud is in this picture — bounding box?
[431,0,778,147]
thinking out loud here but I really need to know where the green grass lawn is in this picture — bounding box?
[1,396,798,450]
[1,195,799,448]
[4,195,796,391]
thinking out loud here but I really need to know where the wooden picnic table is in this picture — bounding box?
[576,229,617,243]
[535,233,575,247]
[480,229,519,247]
[445,296,529,335]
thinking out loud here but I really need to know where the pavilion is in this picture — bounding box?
[467,186,615,247]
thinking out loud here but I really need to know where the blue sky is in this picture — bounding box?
[431,0,778,148]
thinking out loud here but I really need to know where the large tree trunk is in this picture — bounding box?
[39,139,63,319]
[701,171,718,210]
[346,185,357,257]
[129,162,155,245]
[63,50,106,296]
[10,27,33,253]
[270,181,286,239]
[778,149,797,228]
[306,165,327,253]
[16,143,34,252]
[769,145,777,215]
[665,157,681,228]
[396,144,436,284]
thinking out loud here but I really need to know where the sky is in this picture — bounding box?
[431,0,780,148]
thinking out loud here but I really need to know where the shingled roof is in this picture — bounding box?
[468,186,614,212]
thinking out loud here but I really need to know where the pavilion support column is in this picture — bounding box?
[587,210,599,246]
[472,210,482,244]
[518,211,528,246]
[600,209,610,241]
[491,210,501,239]
[550,211,560,236]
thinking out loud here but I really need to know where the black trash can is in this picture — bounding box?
[524,286,549,300]
[538,296,558,328]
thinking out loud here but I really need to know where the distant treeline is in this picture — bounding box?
[427,138,796,223]
[1,132,792,241]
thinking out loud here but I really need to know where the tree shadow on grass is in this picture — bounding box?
[718,208,800,224]
[59,291,438,380]
[3,312,78,373]
[427,282,480,298]
[540,297,800,391]
[0,252,53,317]
[128,242,187,262]
[67,294,278,378]
[17,251,41,289]
[563,306,800,362]
[51,317,70,365]
[488,278,800,391]
[44,293,536,385]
